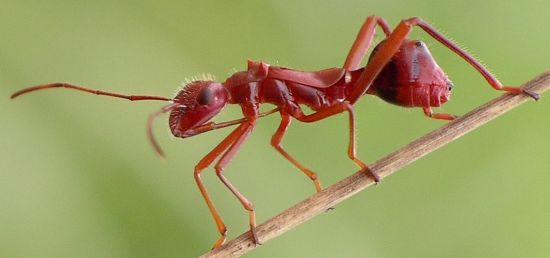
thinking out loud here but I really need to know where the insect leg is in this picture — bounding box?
[194,124,252,249]
[422,106,458,121]
[406,17,539,100]
[344,15,391,71]
[294,102,379,182]
[343,101,380,182]
[181,108,279,137]
[271,113,322,192]
[213,121,261,245]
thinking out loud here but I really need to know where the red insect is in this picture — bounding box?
[11,16,539,248]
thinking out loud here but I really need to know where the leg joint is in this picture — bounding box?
[270,137,281,148]
[404,16,423,26]
[194,167,202,176]
[309,172,318,180]
[214,165,223,176]
[245,203,255,211]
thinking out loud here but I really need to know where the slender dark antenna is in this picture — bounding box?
[10,82,172,101]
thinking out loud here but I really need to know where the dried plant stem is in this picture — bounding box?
[200,71,550,258]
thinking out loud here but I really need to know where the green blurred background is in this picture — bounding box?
[1,1,549,257]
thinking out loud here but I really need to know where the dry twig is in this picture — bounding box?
[200,71,550,258]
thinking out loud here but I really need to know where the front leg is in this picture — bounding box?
[213,120,261,245]
[193,122,253,249]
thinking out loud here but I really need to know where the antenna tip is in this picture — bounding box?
[10,92,21,99]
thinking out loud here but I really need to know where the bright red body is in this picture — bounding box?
[11,16,538,249]
[170,39,455,139]
[229,41,451,112]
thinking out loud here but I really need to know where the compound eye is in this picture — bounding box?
[197,87,214,106]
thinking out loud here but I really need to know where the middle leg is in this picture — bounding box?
[293,102,379,182]
[271,112,323,192]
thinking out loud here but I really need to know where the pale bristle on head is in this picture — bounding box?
[176,73,217,98]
